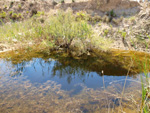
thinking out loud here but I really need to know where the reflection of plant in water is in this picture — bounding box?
[9,58,53,77]
[0,51,148,112]
[0,59,116,86]
[10,58,89,84]
[52,61,89,84]
[0,49,145,84]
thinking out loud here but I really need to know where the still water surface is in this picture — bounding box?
[0,52,143,113]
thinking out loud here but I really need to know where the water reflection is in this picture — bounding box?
[0,57,137,90]
[0,53,143,113]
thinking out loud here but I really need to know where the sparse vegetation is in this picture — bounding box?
[104,29,109,36]
[102,15,110,23]
[61,0,65,3]
[112,17,123,25]
[0,11,6,18]
[18,4,21,9]
[9,11,13,15]
[0,0,150,112]
[76,11,88,21]
[0,10,112,56]
[36,11,45,17]
[10,13,23,20]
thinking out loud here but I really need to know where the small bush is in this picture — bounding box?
[47,10,92,48]
[92,15,102,22]
[104,29,109,36]
[11,13,18,20]
[109,10,116,17]
[102,15,110,23]
[18,4,22,9]
[18,13,23,18]
[0,11,6,18]
[4,5,7,9]
[76,11,89,21]
[112,18,119,25]
[36,11,45,17]
[121,31,127,39]
[0,10,112,54]
[112,17,123,25]
[9,11,13,15]
[10,13,23,20]
[61,0,65,3]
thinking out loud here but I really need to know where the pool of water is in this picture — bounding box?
[0,51,144,113]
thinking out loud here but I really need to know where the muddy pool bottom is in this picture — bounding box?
[0,50,146,113]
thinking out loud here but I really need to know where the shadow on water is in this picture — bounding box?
[0,49,148,113]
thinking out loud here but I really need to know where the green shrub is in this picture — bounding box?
[11,13,18,20]
[10,13,23,20]
[0,10,94,51]
[121,31,126,38]
[18,13,22,18]
[47,10,92,47]
[9,11,13,15]
[92,15,102,22]
[4,5,7,9]
[36,11,45,17]
[61,0,64,3]
[76,11,88,21]
[110,10,116,17]
[104,29,109,36]
[18,4,21,9]
[0,11,6,18]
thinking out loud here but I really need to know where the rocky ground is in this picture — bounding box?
[0,0,150,54]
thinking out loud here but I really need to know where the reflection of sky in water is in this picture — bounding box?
[0,58,143,113]
[0,58,138,93]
